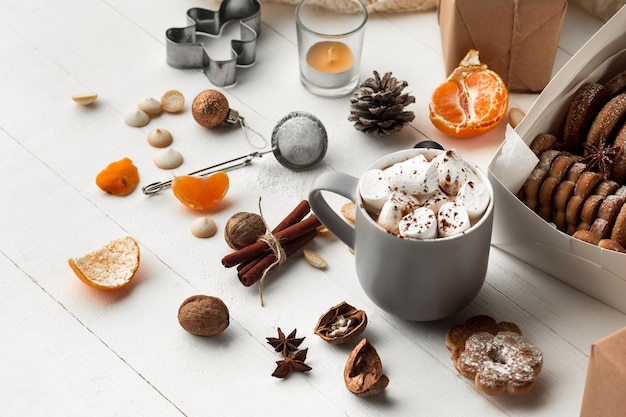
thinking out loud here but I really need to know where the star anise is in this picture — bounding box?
[271,348,312,378]
[266,327,305,357]
[582,143,619,178]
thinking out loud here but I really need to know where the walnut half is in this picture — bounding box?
[344,338,389,397]
[314,301,367,344]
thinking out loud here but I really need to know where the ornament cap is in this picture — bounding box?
[225,109,240,125]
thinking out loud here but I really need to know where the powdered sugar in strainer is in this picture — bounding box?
[142,111,327,195]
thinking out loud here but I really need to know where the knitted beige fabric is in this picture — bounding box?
[261,0,437,13]
[571,0,625,22]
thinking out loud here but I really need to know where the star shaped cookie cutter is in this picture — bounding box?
[165,0,261,87]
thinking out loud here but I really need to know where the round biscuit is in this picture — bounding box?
[530,133,559,156]
[580,194,604,225]
[553,180,575,210]
[574,171,602,198]
[566,162,587,182]
[563,83,609,154]
[610,203,626,247]
[594,179,620,197]
[598,239,626,252]
[572,229,601,245]
[539,176,559,208]
[566,195,584,228]
[584,93,626,154]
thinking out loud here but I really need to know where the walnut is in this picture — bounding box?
[344,338,389,397]
[178,295,229,336]
[224,212,267,249]
[314,301,367,344]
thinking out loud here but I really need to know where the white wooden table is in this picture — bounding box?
[1,1,624,415]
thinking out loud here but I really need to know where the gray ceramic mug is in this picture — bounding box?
[308,148,494,321]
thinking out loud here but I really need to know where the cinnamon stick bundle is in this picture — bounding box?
[237,200,311,276]
[239,230,318,286]
[222,214,321,268]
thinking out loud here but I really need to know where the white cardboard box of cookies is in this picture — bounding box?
[488,5,626,314]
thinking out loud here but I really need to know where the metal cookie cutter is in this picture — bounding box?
[165,0,261,87]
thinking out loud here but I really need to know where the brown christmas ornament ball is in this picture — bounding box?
[192,89,230,128]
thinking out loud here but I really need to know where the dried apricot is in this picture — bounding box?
[95,157,139,196]
[429,49,508,138]
[171,171,229,211]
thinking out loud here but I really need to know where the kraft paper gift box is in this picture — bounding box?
[438,0,567,92]
[580,326,626,417]
[488,6,626,314]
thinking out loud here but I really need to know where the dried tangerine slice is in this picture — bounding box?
[429,50,508,138]
[68,236,140,290]
[171,171,229,211]
[96,157,140,196]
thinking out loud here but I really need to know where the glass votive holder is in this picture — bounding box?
[295,0,368,97]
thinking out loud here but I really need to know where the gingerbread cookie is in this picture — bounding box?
[563,83,608,154]
[446,315,543,396]
[610,121,626,183]
[530,133,560,156]
[584,92,626,155]
[604,69,626,96]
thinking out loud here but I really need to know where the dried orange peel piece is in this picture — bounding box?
[68,236,140,290]
[171,171,229,211]
[429,50,508,138]
[96,157,140,196]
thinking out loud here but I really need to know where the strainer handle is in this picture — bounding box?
[308,171,358,249]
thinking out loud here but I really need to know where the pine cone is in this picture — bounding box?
[349,71,416,137]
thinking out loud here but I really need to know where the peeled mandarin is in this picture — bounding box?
[429,49,508,138]
[171,171,229,211]
[95,157,140,196]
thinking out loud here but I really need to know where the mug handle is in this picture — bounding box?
[308,171,359,249]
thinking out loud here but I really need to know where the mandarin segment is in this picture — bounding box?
[171,171,229,211]
[429,50,508,138]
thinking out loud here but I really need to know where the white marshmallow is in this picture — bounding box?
[377,191,420,234]
[359,169,392,213]
[420,188,451,214]
[437,202,471,237]
[385,158,439,196]
[432,149,470,196]
[457,180,490,219]
[399,207,438,239]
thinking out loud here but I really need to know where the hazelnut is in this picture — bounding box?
[224,212,267,249]
[344,338,389,397]
[178,295,229,336]
[314,301,367,344]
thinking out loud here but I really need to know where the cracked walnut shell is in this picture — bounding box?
[344,338,389,397]
[314,301,367,344]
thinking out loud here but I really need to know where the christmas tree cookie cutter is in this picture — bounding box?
[165,0,261,87]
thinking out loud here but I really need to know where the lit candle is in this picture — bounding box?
[306,41,354,73]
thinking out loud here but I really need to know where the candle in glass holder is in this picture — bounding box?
[295,0,367,97]
[306,41,354,73]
